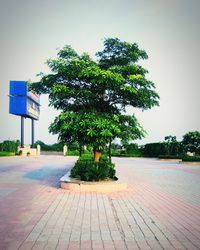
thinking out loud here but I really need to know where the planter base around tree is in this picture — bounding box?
[60,171,127,192]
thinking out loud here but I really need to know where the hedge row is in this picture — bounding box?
[142,142,183,157]
[0,140,19,153]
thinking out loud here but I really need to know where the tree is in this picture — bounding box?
[30,38,159,161]
[182,131,200,155]
[164,135,177,155]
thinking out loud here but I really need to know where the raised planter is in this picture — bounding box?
[60,171,127,192]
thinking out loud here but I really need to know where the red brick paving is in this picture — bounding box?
[0,156,200,249]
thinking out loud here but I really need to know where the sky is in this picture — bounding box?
[0,0,200,145]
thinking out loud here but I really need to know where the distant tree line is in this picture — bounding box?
[0,131,199,160]
[33,140,64,151]
[143,132,200,157]
[112,131,200,158]
[33,130,200,158]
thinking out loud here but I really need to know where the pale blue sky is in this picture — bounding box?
[0,0,199,145]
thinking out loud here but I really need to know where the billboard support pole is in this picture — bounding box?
[21,116,24,148]
[31,119,34,148]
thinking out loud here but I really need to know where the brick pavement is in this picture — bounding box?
[0,156,200,249]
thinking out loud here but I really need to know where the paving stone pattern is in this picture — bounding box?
[0,156,200,249]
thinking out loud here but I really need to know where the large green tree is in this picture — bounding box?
[31,38,159,161]
[182,131,200,155]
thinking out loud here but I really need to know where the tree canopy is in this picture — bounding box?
[30,38,159,159]
[182,131,200,155]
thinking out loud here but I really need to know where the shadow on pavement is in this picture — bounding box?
[24,166,68,187]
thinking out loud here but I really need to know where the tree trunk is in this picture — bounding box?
[79,144,82,157]
[109,139,111,162]
[94,151,101,162]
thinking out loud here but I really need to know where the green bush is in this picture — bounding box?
[182,131,200,155]
[142,141,183,157]
[65,149,92,156]
[0,140,19,153]
[70,155,116,181]
[126,143,143,156]
[0,152,15,157]
[34,140,64,151]
[111,153,132,157]
[111,152,142,157]
[182,155,200,162]
[79,153,93,160]
[68,142,80,151]
[66,150,80,156]
[142,143,167,157]
[110,143,143,157]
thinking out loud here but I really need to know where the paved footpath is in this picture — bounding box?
[0,156,200,250]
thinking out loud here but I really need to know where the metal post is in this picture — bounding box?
[21,116,24,148]
[31,119,34,148]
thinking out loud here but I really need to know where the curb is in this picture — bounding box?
[60,170,127,192]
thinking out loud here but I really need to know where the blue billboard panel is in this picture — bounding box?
[9,81,40,120]
[10,81,27,96]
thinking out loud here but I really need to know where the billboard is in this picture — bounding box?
[9,81,40,120]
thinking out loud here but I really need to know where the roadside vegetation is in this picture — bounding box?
[0,140,19,156]
[34,130,200,163]
[33,140,64,152]
[0,152,15,157]
[1,130,199,163]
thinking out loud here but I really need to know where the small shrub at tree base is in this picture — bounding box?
[70,155,116,181]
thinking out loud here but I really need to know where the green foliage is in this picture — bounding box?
[111,152,141,157]
[0,140,19,153]
[163,135,183,156]
[158,155,182,159]
[142,138,183,158]
[30,38,159,153]
[65,150,80,156]
[49,112,144,151]
[96,38,148,69]
[182,131,200,155]
[182,155,200,162]
[66,148,91,156]
[142,143,168,157]
[164,135,176,155]
[34,140,64,151]
[0,152,15,157]
[124,143,142,156]
[70,155,116,181]
[110,142,143,157]
[68,141,79,151]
